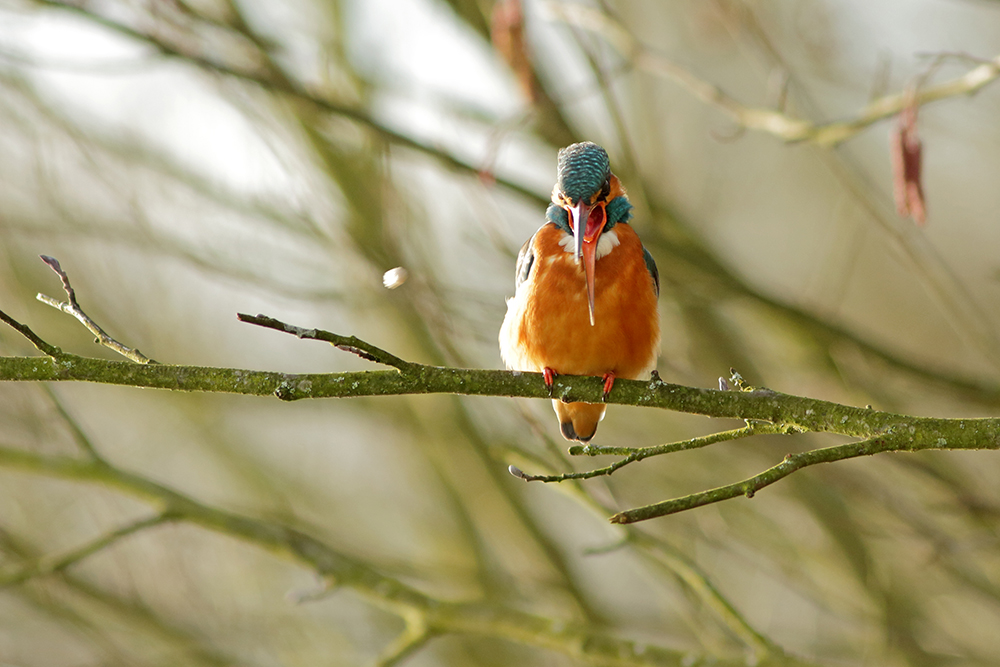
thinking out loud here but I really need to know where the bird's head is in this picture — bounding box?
[549,142,631,326]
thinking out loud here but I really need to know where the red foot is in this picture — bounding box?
[543,367,557,397]
[601,372,616,402]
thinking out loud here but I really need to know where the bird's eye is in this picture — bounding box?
[599,178,611,202]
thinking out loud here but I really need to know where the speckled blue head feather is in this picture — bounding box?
[556,142,610,203]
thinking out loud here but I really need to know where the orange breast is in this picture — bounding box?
[500,222,660,381]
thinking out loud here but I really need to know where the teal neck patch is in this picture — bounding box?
[605,197,633,227]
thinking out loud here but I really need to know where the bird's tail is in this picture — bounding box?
[552,400,607,442]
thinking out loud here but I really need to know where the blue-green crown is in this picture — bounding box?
[556,142,610,203]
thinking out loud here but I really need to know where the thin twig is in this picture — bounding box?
[0,513,171,588]
[516,447,792,662]
[626,531,783,660]
[35,256,156,364]
[548,3,1000,147]
[236,313,415,371]
[610,434,889,523]
[0,308,62,357]
[569,422,788,456]
[0,445,760,667]
[510,423,787,482]
[374,621,434,667]
[41,384,105,461]
[29,0,545,206]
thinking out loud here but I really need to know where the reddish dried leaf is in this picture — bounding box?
[491,0,537,102]
[890,103,926,225]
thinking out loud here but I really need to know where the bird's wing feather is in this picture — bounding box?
[514,234,535,290]
[642,246,660,297]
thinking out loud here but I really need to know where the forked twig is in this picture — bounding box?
[548,3,1000,147]
[35,256,156,364]
[509,424,779,482]
[610,434,888,523]
[0,513,171,587]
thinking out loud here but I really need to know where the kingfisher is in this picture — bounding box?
[499,142,660,442]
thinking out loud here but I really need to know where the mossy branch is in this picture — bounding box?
[1,257,997,526]
[0,307,991,442]
[3,305,1000,527]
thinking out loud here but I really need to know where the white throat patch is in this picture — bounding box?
[559,228,620,260]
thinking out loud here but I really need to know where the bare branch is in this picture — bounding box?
[36,256,156,364]
[4,309,1000,527]
[610,435,891,523]
[549,4,1000,147]
[0,444,775,667]
[28,0,546,205]
[509,423,789,482]
[0,312,995,443]
[374,621,434,667]
[237,313,414,371]
[0,513,171,588]
[0,308,63,357]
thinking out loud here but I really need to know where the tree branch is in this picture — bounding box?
[0,307,62,357]
[0,512,171,588]
[610,435,894,523]
[509,423,787,482]
[551,4,1000,147]
[0,444,801,667]
[27,0,544,204]
[22,0,1000,410]
[35,255,156,364]
[237,312,414,371]
[0,310,994,442]
[3,308,1000,524]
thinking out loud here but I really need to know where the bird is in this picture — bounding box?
[499,142,660,442]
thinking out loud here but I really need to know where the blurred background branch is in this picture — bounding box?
[551,4,1000,146]
[0,443,818,667]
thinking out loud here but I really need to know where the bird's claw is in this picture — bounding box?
[543,367,557,398]
[601,372,616,402]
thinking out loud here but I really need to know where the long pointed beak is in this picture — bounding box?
[569,201,591,265]
[581,232,598,327]
[568,201,606,327]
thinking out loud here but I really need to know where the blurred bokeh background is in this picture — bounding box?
[2,0,1000,665]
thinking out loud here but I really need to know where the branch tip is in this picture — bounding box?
[39,254,60,271]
